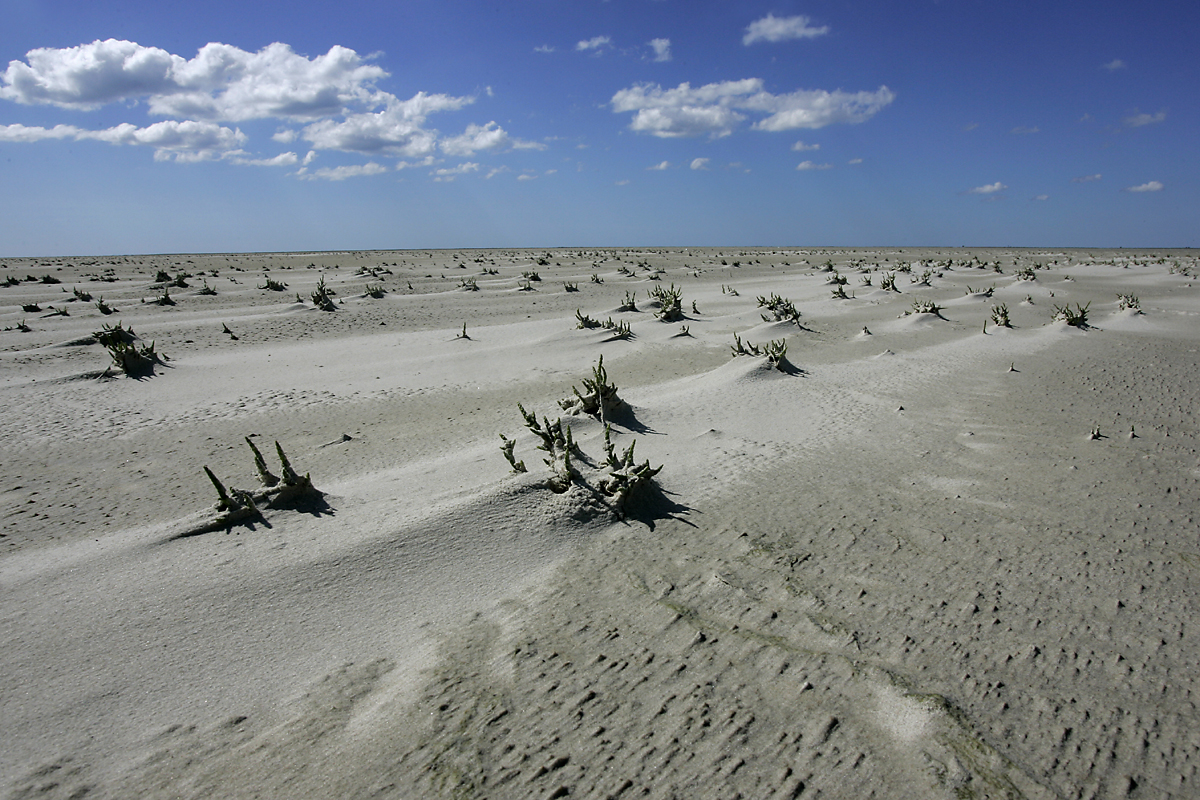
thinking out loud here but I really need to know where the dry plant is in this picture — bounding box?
[1052,302,1091,327]
[195,439,322,534]
[730,333,789,371]
[576,309,602,329]
[1116,294,1140,311]
[650,283,684,321]
[500,408,661,519]
[559,354,626,420]
[757,293,801,323]
[311,277,337,310]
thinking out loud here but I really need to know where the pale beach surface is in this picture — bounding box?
[2,248,1198,798]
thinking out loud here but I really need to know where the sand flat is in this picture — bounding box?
[2,248,1198,798]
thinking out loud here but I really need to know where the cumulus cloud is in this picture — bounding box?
[847,158,863,164]
[690,157,710,170]
[743,14,829,45]
[1103,59,1126,71]
[297,162,388,181]
[1125,180,1163,192]
[300,92,472,155]
[439,121,544,156]
[518,173,537,181]
[1124,110,1166,127]
[795,160,832,170]
[576,36,612,53]
[611,79,894,138]
[0,119,245,160]
[1010,125,1039,134]
[431,162,480,181]
[0,38,542,170]
[533,45,555,54]
[0,39,388,121]
[1033,194,1049,201]
[792,140,819,151]
[649,39,672,62]
[1071,173,1102,183]
[227,151,298,167]
[967,182,1007,194]
[647,160,670,170]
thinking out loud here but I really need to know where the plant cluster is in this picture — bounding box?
[990,303,1011,327]
[563,282,579,292]
[575,309,602,329]
[200,439,321,531]
[311,277,337,310]
[501,407,661,519]
[259,278,288,291]
[1052,302,1090,327]
[906,299,943,316]
[1015,267,1036,281]
[649,283,684,321]
[618,290,638,312]
[95,322,165,375]
[457,277,478,291]
[1116,294,1140,311]
[559,355,626,420]
[879,273,899,292]
[757,293,801,323]
[730,333,789,370]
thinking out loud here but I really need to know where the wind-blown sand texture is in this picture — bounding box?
[2,247,1198,799]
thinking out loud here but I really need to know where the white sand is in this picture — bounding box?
[2,248,1198,798]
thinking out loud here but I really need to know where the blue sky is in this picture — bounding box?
[1,0,1195,255]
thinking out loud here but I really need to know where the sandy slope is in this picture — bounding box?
[2,248,1198,798]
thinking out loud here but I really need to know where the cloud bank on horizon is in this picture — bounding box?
[0,2,1192,252]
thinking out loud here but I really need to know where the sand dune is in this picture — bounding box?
[2,248,1198,798]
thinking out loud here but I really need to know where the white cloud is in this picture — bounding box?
[0,39,389,122]
[439,121,544,156]
[1124,110,1166,127]
[576,36,612,53]
[1125,180,1163,192]
[690,157,710,170]
[792,140,819,151]
[1071,173,1102,183]
[649,39,671,62]
[1010,126,1039,134]
[302,150,317,165]
[647,160,670,170]
[796,160,832,170]
[300,92,472,155]
[433,162,479,177]
[534,45,555,54]
[517,173,537,181]
[967,182,1007,194]
[485,166,510,179]
[743,14,829,45]
[0,119,245,160]
[1103,59,1126,71]
[612,79,893,138]
[848,158,863,164]
[228,151,298,167]
[0,38,546,169]
[1033,194,1049,201]
[615,179,630,186]
[297,162,387,181]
